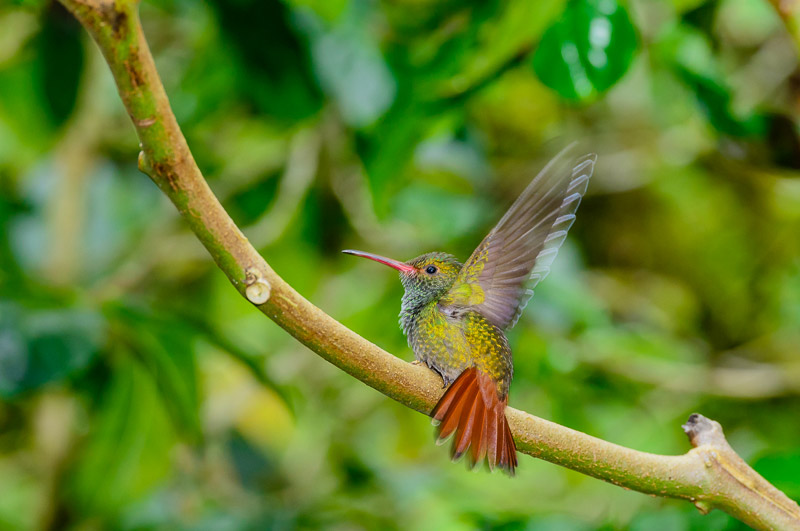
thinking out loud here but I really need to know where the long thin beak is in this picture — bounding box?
[342,249,416,273]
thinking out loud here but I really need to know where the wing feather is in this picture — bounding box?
[441,144,596,329]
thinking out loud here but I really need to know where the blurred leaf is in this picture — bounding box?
[36,2,83,128]
[210,0,323,121]
[413,133,491,184]
[286,0,349,22]
[682,0,719,35]
[392,182,491,242]
[301,2,396,127]
[0,303,102,397]
[67,354,175,519]
[0,460,40,531]
[228,430,285,492]
[173,301,295,413]
[674,66,766,137]
[108,303,203,441]
[753,452,800,500]
[83,161,166,279]
[656,24,766,137]
[0,53,56,155]
[131,328,202,442]
[438,0,564,97]
[474,514,595,530]
[359,98,441,215]
[630,506,737,531]
[533,0,638,101]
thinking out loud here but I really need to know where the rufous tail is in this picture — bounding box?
[431,367,518,475]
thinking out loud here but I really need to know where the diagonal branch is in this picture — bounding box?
[59,1,800,529]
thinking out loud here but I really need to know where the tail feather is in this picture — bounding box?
[454,385,480,458]
[497,409,507,470]
[432,368,472,423]
[485,405,499,471]
[505,415,518,470]
[469,400,487,464]
[436,370,475,440]
[431,367,517,474]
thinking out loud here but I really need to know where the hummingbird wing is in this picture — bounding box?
[441,145,596,330]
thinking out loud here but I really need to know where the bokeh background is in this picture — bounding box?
[2,0,800,529]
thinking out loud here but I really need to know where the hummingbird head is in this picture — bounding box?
[342,250,463,308]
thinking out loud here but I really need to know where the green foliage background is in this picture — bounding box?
[1,0,800,529]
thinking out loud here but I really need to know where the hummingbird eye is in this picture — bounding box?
[425,265,438,275]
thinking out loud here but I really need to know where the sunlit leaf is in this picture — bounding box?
[532,0,638,101]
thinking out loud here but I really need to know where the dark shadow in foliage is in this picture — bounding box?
[227,168,282,226]
[767,115,800,170]
[0,303,102,398]
[682,0,721,45]
[36,2,85,129]
[228,429,287,492]
[675,66,766,138]
[208,0,323,122]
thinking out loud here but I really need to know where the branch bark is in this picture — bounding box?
[59,1,800,529]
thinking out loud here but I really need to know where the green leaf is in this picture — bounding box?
[209,0,323,122]
[106,303,203,441]
[131,327,203,443]
[655,24,767,137]
[675,66,765,137]
[753,452,800,500]
[301,2,396,127]
[0,303,102,397]
[532,0,638,101]
[437,0,564,97]
[66,355,176,519]
[36,3,84,128]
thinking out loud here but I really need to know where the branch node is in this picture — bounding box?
[244,266,271,305]
[137,150,149,174]
[694,500,712,515]
[682,413,725,448]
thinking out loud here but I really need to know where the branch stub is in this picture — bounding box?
[682,413,725,448]
[244,266,271,305]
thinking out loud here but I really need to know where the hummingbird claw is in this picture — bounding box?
[410,360,422,366]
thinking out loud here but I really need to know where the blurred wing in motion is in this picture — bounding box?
[442,145,596,330]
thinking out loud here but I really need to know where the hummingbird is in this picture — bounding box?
[343,145,596,475]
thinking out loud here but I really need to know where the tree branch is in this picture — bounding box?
[59,1,800,529]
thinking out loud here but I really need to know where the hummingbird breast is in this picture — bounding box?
[402,302,513,396]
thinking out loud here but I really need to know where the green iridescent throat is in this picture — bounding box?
[398,252,462,335]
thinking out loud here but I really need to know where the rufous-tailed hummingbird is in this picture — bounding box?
[343,145,596,475]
